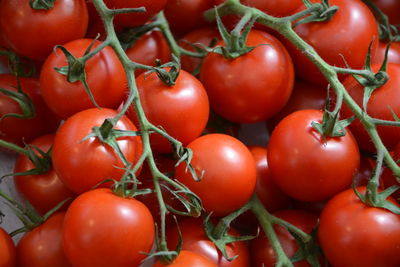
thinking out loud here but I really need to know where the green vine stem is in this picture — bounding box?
[0,140,30,156]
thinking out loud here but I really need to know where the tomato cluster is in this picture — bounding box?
[0,0,400,267]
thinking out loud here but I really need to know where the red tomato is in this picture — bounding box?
[0,0,88,61]
[0,228,16,267]
[372,41,400,65]
[128,69,209,154]
[200,30,294,123]
[372,0,400,25]
[52,108,143,194]
[63,188,155,267]
[251,210,319,267]
[153,250,217,267]
[288,0,379,85]
[341,63,400,152]
[175,134,256,216]
[318,187,400,267]
[0,74,59,147]
[14,135,75,215]
[167,218,250,267]
[17,213,71,267]
[268,109,360,202]
[40,39,127,119]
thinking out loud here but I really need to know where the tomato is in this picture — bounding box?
[164,0,214,36]
[0,74,59,148]
[268,109,360,202]
[167,218,250,267]
[40,39,127,119]
[288,0,379,85]
[17,212,71,267]
[14,135,75,215]
[63,188,154,267]
[128,69,209,154]
[251,210,319,267]
[175,134,256,216]
[0,0,88,61]
[372,41,400,65]
[103,0,167,28]
[153,250,217,267]
[341,63,400,152]
[200,30,294,123]
[52,108,143,194]
[318,187,400,267]
[126,30,171,76]
[372,0,400,25]
[0,228,16,267]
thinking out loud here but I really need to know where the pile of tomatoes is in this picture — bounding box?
[0,0,400,267]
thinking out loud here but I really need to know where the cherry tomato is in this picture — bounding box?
[128,69,209,154]
[14,135,75,215]
[153,250,217,267]
[318,187,400,267]
[0,228,16,267]
[0,0,88,61]
[200,30,294,123]
[372,41,400,65]
[40,39,127,119]
[372,0,400,25]
[268,109,360,202]
[63,188,155,267]
[52,108,143,194]
[17,213,71,267]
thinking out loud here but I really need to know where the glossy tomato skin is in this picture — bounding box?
[289,0,379,85]
[0,228,16,267]
[372,0,400,25]
[318,187,400,267]
[14,135,75,215]
[40,39,127,119]
[372,41,400,65]
[0,75,59,147]
[341,63,400,152]
[52,108,143,194]
[175,134,257,216]
[167,218,251,267]
[17,213,71,267]
[128,69,209,154]
[251,210,319,267]
[153,250,217,267]
[268,109,360,202]
[200,30,294,123]
[0,0,88,61]
[63,188,155,267]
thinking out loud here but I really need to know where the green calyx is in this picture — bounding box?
[0,50,36,77]
[295,0,339,26]
[0,79,35,121]
[146,55,181,86]
[29,0,56,10]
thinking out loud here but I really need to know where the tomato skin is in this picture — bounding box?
[153,250,217,267]
[0,0,88,61]
[17,213,71,267]
[14,135,75,215]
[268,109,360,202]
[0,228,16,267]
[175,134,257,217]
[200,30,294,123]
[52,108,143,194]
[251,210,318,267]
[128,69,209,154]
[318,187,400,267]
[63,188,155,267]
[372,41,400,65]
[372,0,400,25]
[40,39,127,119]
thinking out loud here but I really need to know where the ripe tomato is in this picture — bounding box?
[372,0,400,25]
[289,0,379,85]
[167,218,250,267]
[128,69,209,154]
[0,228,16,267]
[52,108,143,194]
[153,250,217,267]
[318,187,400,267]
[372,41,400,65]
[63,188,155,267]
[268,109,360,202]
[17,212,71,267]
[40,39,127,119]
[0,0,88,61]
[0,74,59,148]
[251,210,319,267]
[14,135,75,215]
[341,63,400,152]
[200,30,294,123]
[175,134,256,217]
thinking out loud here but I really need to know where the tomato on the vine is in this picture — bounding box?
[372,41,400,65]
[153,251,217,267]
[0,228,16,267]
